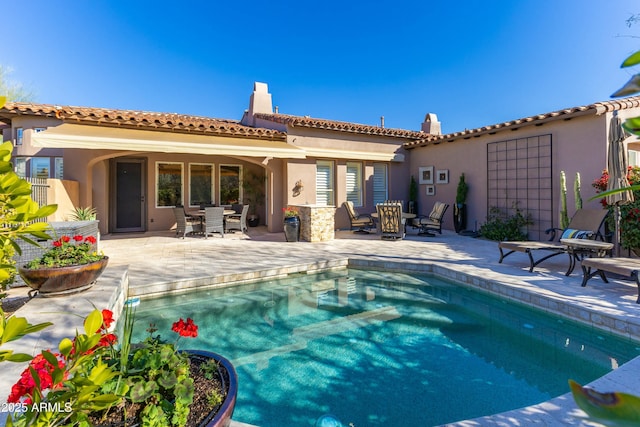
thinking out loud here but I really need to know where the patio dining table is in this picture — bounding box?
[371,211,416,233]
[187,209,237,229]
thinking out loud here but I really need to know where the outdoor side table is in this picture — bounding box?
[560,238,614,276]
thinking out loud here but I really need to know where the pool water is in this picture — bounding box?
[127,269,640,426]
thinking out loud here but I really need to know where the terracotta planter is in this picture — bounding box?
[187,350,238,427]
[18,257,109,297]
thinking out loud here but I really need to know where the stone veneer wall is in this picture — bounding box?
[294,205,335,242]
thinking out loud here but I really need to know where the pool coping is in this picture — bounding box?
[2,256,638,427]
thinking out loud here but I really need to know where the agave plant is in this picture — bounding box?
[69,206,97,221]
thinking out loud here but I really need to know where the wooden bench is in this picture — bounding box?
[580,257,640,303]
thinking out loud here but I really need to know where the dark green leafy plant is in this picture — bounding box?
[478,204,532,241]
[242,170,265,215]
[456,173,469,205]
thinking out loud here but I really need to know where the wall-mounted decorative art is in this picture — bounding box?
[425,185,435,196]
[436,169,449,184]
[419,166,434,184]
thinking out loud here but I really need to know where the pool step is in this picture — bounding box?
[293,305,401,340]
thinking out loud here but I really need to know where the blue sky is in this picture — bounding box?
[3,1,639,134]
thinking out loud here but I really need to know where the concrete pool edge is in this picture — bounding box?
[2,256,638,426]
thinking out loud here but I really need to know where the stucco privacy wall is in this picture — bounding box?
[407,112,620,236]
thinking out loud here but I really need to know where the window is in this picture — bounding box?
[54,158,64,179]
[346,162,363,207]
[219,165,241,205]
[31,157,50,178]
[15,128,23,146]
[189,163,214,207]
[373,163,388,205]
[316,160,335,206]
[156,162,183,207]
[15,157,26,177]
[630,150,640,167]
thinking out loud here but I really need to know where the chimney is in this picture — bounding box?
[380,116,385,128]
[241,82,274,126]
[421,113,441,135]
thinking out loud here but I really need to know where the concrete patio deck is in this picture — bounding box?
[2,225,640,426]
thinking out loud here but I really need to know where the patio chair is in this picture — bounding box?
[498,208,609,273]
[173,207,202,238]
[226,204,249,233]
[580,257,640,303]
[231,203,244,214]
[413,201,449,236]
[343,201,375,233]
[203,206,225,238]
[376,202,405,240]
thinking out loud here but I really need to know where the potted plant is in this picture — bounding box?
[4,305,238,427]
[408,175,418,215]
[18,234,108,297]
[242,170,266,227]
[283,206,300,242]
[454,173,469,233]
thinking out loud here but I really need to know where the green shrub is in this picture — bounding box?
[479,205,532,241]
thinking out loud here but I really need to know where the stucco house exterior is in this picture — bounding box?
[0,81,639,241]
[0,83,423,235]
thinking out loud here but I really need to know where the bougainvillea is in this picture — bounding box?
[592,166,640,250]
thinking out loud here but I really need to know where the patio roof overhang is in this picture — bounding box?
[299,147,405,162]
[32,123,307,158]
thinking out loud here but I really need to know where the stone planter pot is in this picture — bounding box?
[283,216,300,242]
[18,257,109,297]
[453,203,467,233]
[187,350,238,427]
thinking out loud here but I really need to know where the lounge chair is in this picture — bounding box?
[226,204,249,233]
[580,257,640,303]
[413,202,449,236]
[203,206,224,238]
[376,202,405,240]
[173,207,202,238]
[343,201,375,233]
[498,208,609,273]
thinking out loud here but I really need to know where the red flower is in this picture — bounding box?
[85,236,97,244]
[172,317,198,338]
[61,236,70,243]
[101,309,114,330]
[73,235,84,242]
[8,353,67,403]
[53,240,63,247]
[98,333,117,347]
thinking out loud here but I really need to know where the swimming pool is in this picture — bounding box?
[127,268,640,427]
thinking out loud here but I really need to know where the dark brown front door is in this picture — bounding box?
[111,159,146,232]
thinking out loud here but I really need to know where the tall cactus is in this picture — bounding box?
[560,171,569,229]
[574,172,583,211]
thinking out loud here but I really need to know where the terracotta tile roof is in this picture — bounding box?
[254,113,425,139]
[404,96,640,149]
[0,102,287,141]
